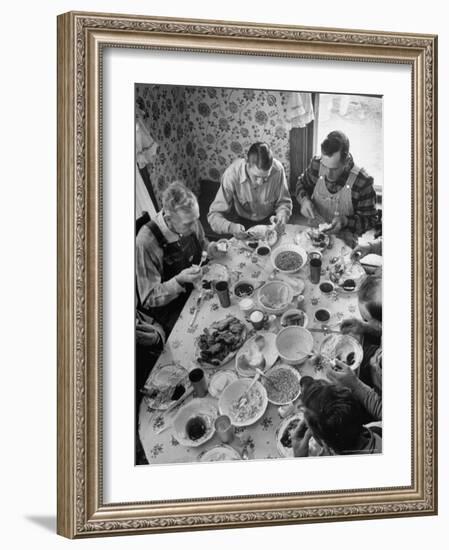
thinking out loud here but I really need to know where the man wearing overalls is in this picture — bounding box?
[136,182,216,336]
[295,131,377,236]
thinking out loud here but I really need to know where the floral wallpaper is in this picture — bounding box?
[136,84,298,205]
[136,84,199,208]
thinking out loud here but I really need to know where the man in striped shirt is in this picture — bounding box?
[295,130,377,235]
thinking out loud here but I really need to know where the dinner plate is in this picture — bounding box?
[276,413,304,457]
[143,363,191,411]
[318,334,364,371]
[261,363,301,406]
[172,398,218,447]
[276,412,322,457]
[235,331,278,376]
[208,370,238,398]
[219,378,268,427]
[328,260,367,293]
[195,316,248,369]
[271,273,305,296]
[198,445,241,462]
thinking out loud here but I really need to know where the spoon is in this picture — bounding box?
[237,373,260,408]
[198,250,208,268]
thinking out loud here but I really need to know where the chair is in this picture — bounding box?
[136,211,150,236]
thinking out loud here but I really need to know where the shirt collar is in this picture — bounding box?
[238,158,275,188]
[154,209,180,242]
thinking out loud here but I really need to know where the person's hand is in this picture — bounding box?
[291,419,313,457]
[326,215,348,234]
[340,317,366,336]
[176,266,202,285]
[326,358,357,389]
[271,213,287,233]
[299,198,315,220]
[230,224,248,239]
[351,243,371,260]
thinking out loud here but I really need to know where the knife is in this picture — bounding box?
[309,327,342,335]
[189,292,203,327]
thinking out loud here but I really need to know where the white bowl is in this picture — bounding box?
[218,378,268,427]
[257,280,293,315]
[172,398,218,447]
[262,364,302,405]
[271,244,308,274]
[275,326,314,365]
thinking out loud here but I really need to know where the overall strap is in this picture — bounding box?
[148,219,168,248]
[345,165,362,190]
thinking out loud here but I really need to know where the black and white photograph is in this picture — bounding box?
[135,83,383,466]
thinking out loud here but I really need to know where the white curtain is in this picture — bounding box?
[285,92,314,129]
[136,118,158,169]
[136,169,157,220]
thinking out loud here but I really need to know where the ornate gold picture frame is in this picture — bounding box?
[57,11,438,538]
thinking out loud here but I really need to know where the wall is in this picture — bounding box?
[1,1,447,550]
[137,84,295,201]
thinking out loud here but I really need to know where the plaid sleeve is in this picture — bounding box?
[136,228,185,309]
[295,156,320,203]
[346,170,378,234]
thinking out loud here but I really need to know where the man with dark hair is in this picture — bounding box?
[295,130,377,235]
[291,377,382,457]
[208,141,292,238]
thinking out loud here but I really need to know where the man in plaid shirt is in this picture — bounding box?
[295,130,378,235]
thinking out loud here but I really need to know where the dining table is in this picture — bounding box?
[138,224,365,464]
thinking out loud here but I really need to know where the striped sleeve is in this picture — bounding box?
[346,171,378,234]
[295,156,320,203]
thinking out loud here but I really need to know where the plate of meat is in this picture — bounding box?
[195,316,248,368]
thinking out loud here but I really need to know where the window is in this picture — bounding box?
[315,93,383,196]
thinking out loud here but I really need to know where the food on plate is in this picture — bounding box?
[318,222,333,232]
[143,364,189,409]
[274,250,303,271]
[197,316,246,366]
[209,371,237,398]
[237,337,266,374]
[329,258,365,290]
[229,385,266,424]
[234,281,255,298]
[263,366,301,404]
[216,240,229,253]
[280,417,302,449]
[259,284,290,309]
[307,228,329,249]
[199,446,241,462]
[185,416,207,441]
[319,334,363,371]
[282,310,306,327]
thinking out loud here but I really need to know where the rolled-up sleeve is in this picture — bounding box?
[352,378,382,421]
[207,168,236,234]
[136,229,185,309]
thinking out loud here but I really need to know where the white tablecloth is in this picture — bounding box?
[138,225,363,464]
